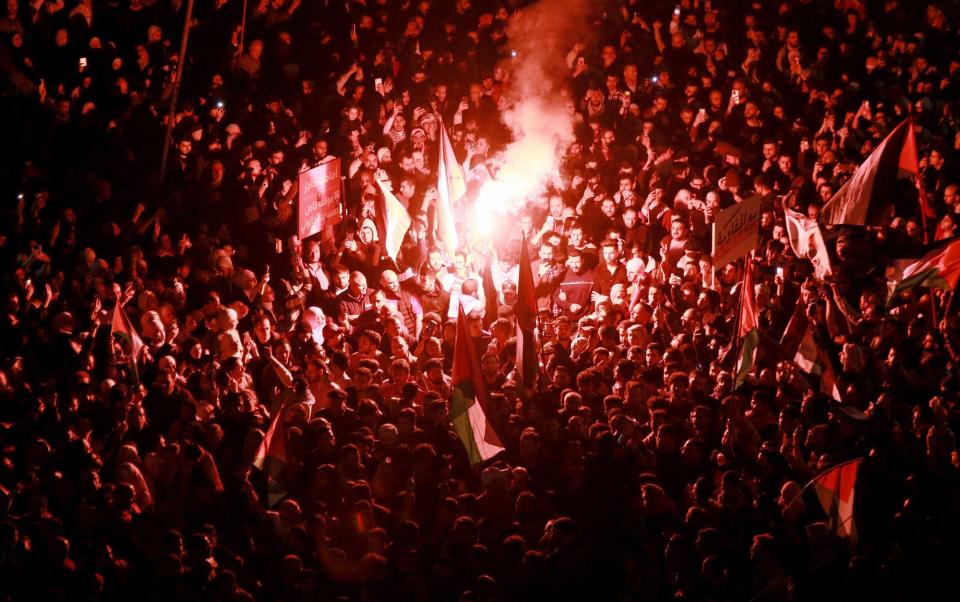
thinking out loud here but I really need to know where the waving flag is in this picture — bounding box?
[809,458,862,545]
[436,120,465,256]
[375,178,412,261]
[780,300,820,374]
[891,237,960,295]
[821,118,924,227]
[111,301,144,359]
[734,262,759,388]
[818,343,842,401]
[252,405,289,506]
[779,296,842,398]
[784,209,832,280]
[111,300,144,382]
[515,236,538,395]
[901,118,935,222]
[451,306,505,465]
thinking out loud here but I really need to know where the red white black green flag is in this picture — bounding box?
[451,306,505,465]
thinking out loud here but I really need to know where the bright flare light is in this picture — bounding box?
[469,92,574,237]
[468,0,583,239]
[473,197,495,238]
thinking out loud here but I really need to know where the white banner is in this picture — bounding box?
[375,179,412,260]
[784,209,833,280]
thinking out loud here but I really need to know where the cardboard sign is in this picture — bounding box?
[298,159,342,240]
[712,194,763,269]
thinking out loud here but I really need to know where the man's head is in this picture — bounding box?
[372,289,388,313]
[930,149,945,169]
[419,268,437,292]
[313,138,328,159]
[399,177,416,199]
[481,352,499,376]
[399,153,415,173]
[568,225,585,248]
[519,214,534,235]
[601,198,617,219]
[452,253,467,276]
[334,266,350,289]
[306,240,321,263]
[762,140,778,159]
[601,241,618,265]
[671,218,688,240]
[380,270,401,294]
[349,271,368,297]
[502,280,517,303]
[538,243,554,264]
[358,330,381,354]
[777,154,793,174]
[428,249,445,273]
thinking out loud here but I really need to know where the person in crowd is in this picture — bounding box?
[1,1,960,600]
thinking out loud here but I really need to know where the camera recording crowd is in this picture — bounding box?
[3,0,960,599]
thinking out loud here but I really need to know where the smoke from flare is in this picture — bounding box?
[476,0,590,218]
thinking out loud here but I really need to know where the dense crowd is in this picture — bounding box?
[2,0,960,599]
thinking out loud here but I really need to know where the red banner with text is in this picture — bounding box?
[298,160,342,241]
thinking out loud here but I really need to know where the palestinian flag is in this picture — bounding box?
[808,458,862,545]
[892,237,960,295]
[515,235,538,395]
[375,177,412,261]
[818,343,842,401]
[779,299,842,398]
[734,262,759,388]
[821,118,927,227]
[451,305,505,465]
[901,118,936,222]
[111,300,144,381]
[435,120,466,256]
[780,300,820,375]
[252,405,288,507]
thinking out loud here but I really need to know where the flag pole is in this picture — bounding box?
[239,0,249,54]
[908,116,932,243]
[729,258,747,370]
[158,0,196,185]
[534,312,548,392]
